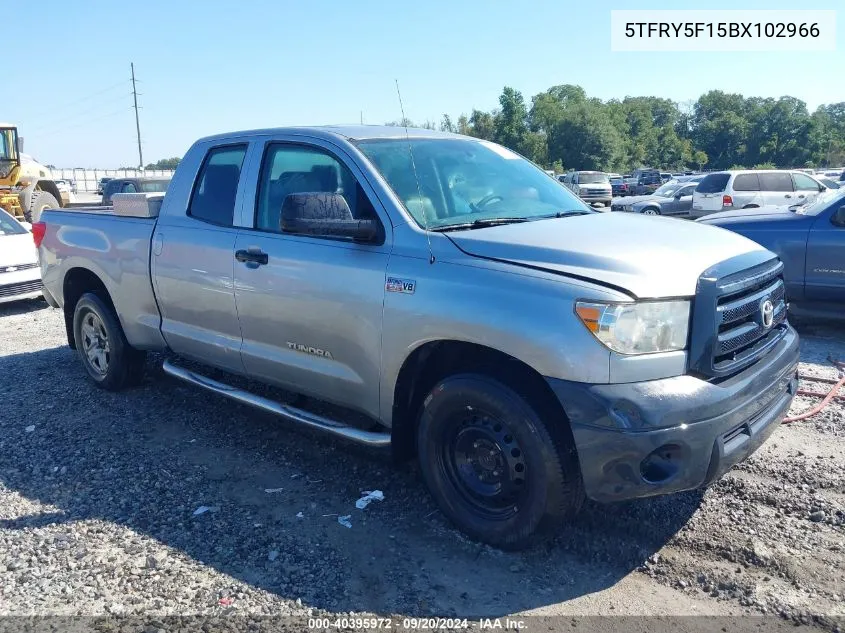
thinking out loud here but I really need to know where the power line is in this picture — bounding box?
[26,108,132,139]
[24,80,131,121]
[27,92,134,134]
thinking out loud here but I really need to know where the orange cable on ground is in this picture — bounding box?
[783,357,845,424]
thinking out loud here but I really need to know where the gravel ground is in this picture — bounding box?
[0,299,843,630]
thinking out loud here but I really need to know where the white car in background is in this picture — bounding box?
[691,169,827,219]
[0,209,42,304]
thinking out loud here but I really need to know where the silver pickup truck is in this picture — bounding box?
[36,126,799,549]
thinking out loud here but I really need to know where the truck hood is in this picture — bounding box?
[0,233,38,268]
[447,213,768,299]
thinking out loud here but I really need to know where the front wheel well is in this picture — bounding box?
[62,268,116,349]
[390,341,572,462]
[742,204,760,209]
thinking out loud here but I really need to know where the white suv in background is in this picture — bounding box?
[690,170,827,219]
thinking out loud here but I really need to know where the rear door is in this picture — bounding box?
[805,203,845,302]
[758,172,795,207]
[231,137,391,419]
[151,143,250,373]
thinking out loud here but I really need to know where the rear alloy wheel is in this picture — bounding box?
[73,293,146,390]
[417,374,583,549]
[80,311,110,376]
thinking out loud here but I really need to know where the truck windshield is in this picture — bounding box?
[578,173,609,184]
[356,138,591,229]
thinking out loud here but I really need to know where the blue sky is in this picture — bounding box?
[7,0,842,167]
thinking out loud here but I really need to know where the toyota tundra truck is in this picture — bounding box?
[35,126,799,549]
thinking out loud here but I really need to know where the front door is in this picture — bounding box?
[232,140,391,419]
[805,204,845,302]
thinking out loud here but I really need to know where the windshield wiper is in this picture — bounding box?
[430,217,530,232]
[531,210,592,220]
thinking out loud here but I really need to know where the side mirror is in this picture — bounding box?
[832,205,845,227]
[674,193,683,199]
[280,192,379,242]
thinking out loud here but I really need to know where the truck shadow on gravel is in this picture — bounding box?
[0,345,703,617]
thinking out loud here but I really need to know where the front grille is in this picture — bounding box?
[0,262,38,273]
[689,257,788,378]
[0,279,42,299]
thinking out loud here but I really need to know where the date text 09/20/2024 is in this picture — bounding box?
[307,617,526,629]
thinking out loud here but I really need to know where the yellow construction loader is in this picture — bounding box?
[0,123,63,222]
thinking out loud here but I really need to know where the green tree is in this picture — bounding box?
[145,157,181,170]
[493,87,529,151]
[467,109,496,140]
[752,162,777,170]
[693,150,708,171]
[548,102,623,171]
[440,114,456,133]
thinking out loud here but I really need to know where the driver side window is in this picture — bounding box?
[255,144,377,233]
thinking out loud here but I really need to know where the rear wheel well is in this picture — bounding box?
[62,268,116,349]
[391,341,572,462]
[742,204,760,209]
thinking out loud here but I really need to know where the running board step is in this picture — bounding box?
[162,359,391,447]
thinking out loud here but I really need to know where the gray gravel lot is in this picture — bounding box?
[0,300,843,629]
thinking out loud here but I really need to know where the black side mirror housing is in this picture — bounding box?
[280,192,379,242]
[832,205,845,227]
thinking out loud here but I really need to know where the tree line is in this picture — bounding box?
[390,85,845,173]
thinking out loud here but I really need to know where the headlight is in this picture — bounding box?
[575,300,690,354]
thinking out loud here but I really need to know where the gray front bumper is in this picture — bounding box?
[546,327,800,503]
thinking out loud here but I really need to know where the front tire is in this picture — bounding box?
[73,293,146,390]
[25,190,60,223]
[417,374,583,549]
[641,207,660,215]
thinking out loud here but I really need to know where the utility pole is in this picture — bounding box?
[131,62,143,170]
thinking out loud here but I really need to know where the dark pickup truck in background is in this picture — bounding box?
[700,189,845,321]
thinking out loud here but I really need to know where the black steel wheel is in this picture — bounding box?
[417,373,583,549]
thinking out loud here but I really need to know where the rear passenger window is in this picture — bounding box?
[732,174,760,191]
[254,144,377,233]
[188,145,247,226]
[758,172,793,192]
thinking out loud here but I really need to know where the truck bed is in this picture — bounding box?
[38,207,167,352]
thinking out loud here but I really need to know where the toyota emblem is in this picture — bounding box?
[760,299,775,329]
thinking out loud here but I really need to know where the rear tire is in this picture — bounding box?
[25,191,60,223]
[417,374,583,550]
[72,293,146,390]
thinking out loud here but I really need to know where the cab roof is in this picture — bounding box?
[196,125,461,144]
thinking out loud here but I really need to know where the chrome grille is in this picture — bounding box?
[711,261,787,373]
[0,262,38,273]
[0,280,42,298]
